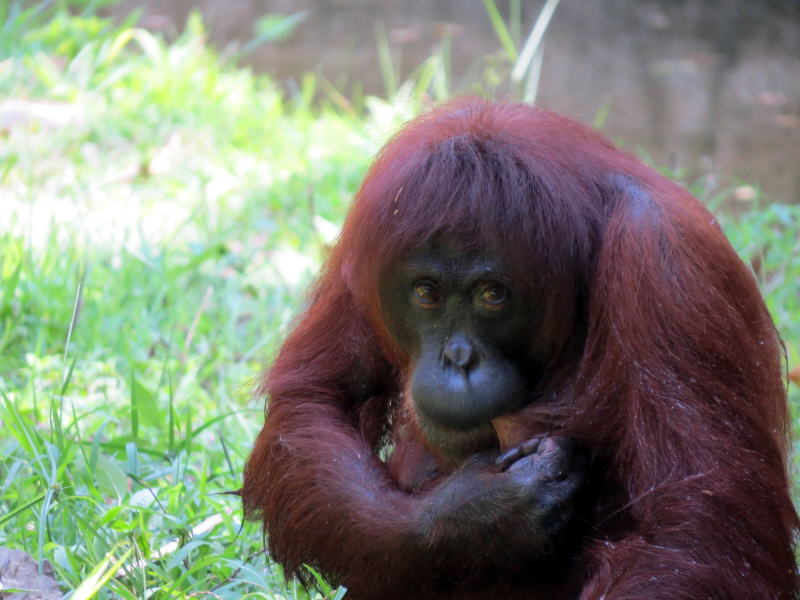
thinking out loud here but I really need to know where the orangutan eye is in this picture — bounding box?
[476,282,509,308]
[413,280,443,307]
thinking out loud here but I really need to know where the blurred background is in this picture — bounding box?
[109,0,800,204]
[0,1,798,599]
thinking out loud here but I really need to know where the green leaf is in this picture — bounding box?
[94,455,128,498]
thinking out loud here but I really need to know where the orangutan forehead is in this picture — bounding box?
[392,237,512,279]
[382,232,512,272]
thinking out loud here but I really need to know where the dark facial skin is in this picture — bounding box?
[380,238,589,566]
[380,239,540,460]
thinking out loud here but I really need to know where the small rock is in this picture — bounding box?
[0,548,61,600]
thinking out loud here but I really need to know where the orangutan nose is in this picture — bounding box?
[443,334,477,371]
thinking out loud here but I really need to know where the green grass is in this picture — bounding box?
[0,6,798,600]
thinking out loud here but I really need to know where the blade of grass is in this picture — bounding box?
[72,544,134,600]
[375,21,397,98]
[130,373,139,444]
[511,0,561,84]
[522,40,545,104]
[482,0,518,61]
[0,492,46,528]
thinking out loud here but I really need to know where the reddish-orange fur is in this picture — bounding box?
[242,99,798,599]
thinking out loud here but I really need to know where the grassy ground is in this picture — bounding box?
[1,6,799,600]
